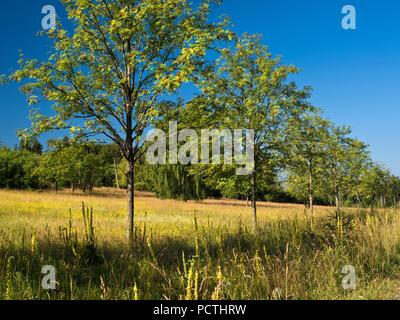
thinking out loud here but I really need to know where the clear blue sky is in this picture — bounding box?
[0,0,399,174]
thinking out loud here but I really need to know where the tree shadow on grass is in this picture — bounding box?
[54,189,154,199]
[0,208,367,299]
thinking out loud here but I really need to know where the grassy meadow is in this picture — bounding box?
[1,188,400,300]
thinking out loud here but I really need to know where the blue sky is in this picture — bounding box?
[0,0,399,174]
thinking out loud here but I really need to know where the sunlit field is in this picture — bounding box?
[1,189,400,300]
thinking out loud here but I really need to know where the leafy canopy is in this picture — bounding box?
[3,0,232,162]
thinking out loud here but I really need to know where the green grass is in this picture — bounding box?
[0,189,400,300]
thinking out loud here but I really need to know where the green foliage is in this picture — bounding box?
[1,0,233,242]
[359,163,391,210]
[37,142,121,192]
[18,136,43,155]
[3,0,231,165]
[188,33,314,221]
[0,147,40,189]
[145,163,205,201]
[0,0,399,223]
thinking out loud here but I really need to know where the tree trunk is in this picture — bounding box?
[126,160,134,244]
[394,197,397,213]
[114,158,120,189]
[55,181,58,194]
[71,181,75,193]
[250,172,257,230]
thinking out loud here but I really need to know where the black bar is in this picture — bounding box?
[0,300,398,318]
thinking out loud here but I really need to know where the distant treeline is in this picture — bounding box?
[0,137,296,203]
[1,132,399,211]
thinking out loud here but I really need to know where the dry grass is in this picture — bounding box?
[0,188,324,243]
[1,188,400,300]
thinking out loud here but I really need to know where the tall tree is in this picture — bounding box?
[320,125,369,212]
[320,125,349,211]
[2,0,230,243]
[200,34,312,228]
[346,139,370,208]
[286,114,330,217]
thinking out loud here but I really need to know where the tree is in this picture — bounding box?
[360,163,390,212]
[320,124,370,212]
[0,147,41,189]
[3,0,230,244]
[145,100,208,200]
[388,175,400,211]
[96,143,123,188]
[78,145,106,192]
[37,151,64,193]
[346,139,371,208]
[286,114,330,217]
[38,141,116,192]
[200,34,312,228]
[320,125,350,211]
[18,136,43,155]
